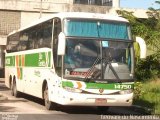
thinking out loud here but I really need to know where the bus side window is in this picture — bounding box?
[34,25,43,49]
[19,32,28,51]
[28,31,35,49]
[53,18,62,76]
[42,20,53,48]
[36,32,43,48]
[7,33,20,52]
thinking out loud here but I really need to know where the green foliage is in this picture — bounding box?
[134,42,140,61]
[146,1,160,60]
[117,8,160,80]
[155,0,160,4]
[134,82,144,99]
[135,56,160,80]
[116,10,136,23]
[134,80,160,114]
[116,10,148,38]
[118,1,160,115]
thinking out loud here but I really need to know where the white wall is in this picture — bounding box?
[112,0,120,8]
[0,0,69,12]
[21,12,53,28]
[0,36,7,45]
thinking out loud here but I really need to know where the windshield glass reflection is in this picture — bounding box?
[64,39,134,81]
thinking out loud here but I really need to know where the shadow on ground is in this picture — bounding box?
[0,105,17,112]
[134,99,155,115]
[0,83,151,115]
[0,99,28,103]
[17,93,150,115]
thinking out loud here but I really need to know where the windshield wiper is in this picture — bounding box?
[84,56,122,83]
[84,57,101,82]
[103,58,122,83]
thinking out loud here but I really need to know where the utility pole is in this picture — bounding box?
[39,0,42,18]
[34,0,49,18]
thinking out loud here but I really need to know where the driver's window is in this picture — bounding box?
[53,18,62,76]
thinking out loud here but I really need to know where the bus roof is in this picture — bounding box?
[8,12,129,36]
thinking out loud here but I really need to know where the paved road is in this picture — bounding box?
[0,78,150,120]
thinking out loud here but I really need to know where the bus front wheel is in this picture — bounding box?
[44,85,55,110]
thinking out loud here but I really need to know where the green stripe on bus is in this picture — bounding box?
[19,67,23,80]
[25,53,39,67]
[48,52,51,67]
[5,56,15,66]
[62,81,134,90]
[19,55,22,66]
[62,81,74,88]
[6,51,51,67]
[25,52,51,67]
[86,82,134,90]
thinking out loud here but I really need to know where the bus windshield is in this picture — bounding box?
[64,39,134,82]
[63,19,134,82]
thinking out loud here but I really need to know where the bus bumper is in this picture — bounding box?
[50,90,133,106]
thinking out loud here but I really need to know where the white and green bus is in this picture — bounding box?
[5,12,146,110]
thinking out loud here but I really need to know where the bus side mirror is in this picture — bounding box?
[136,37,146,59]
[57,32,66,55]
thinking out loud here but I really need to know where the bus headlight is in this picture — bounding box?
[119,90,133,95]
[64,87,82,93]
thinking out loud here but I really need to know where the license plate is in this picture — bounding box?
[95,98,107,104]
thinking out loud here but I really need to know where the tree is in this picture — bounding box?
[116,10,148,59]
[146,0,160,60]
[117,5,160,80]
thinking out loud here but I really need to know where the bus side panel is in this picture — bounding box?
[5,67,24,92]
[22,68,58,99]
[5,48,53,99]
[5,55,13,88]
[21,49,53,98]
[22,67,44,98]
[5,67,11,88]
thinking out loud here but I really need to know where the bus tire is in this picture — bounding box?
[44,85,55,110]
[12,79,20,97]
[9,75,12,89]
[11,80,14,96]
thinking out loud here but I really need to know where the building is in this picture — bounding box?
[0,0,148,77]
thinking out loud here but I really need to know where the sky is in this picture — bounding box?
[120,0,159,9]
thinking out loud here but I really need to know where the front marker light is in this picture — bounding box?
[64,87,82,93]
